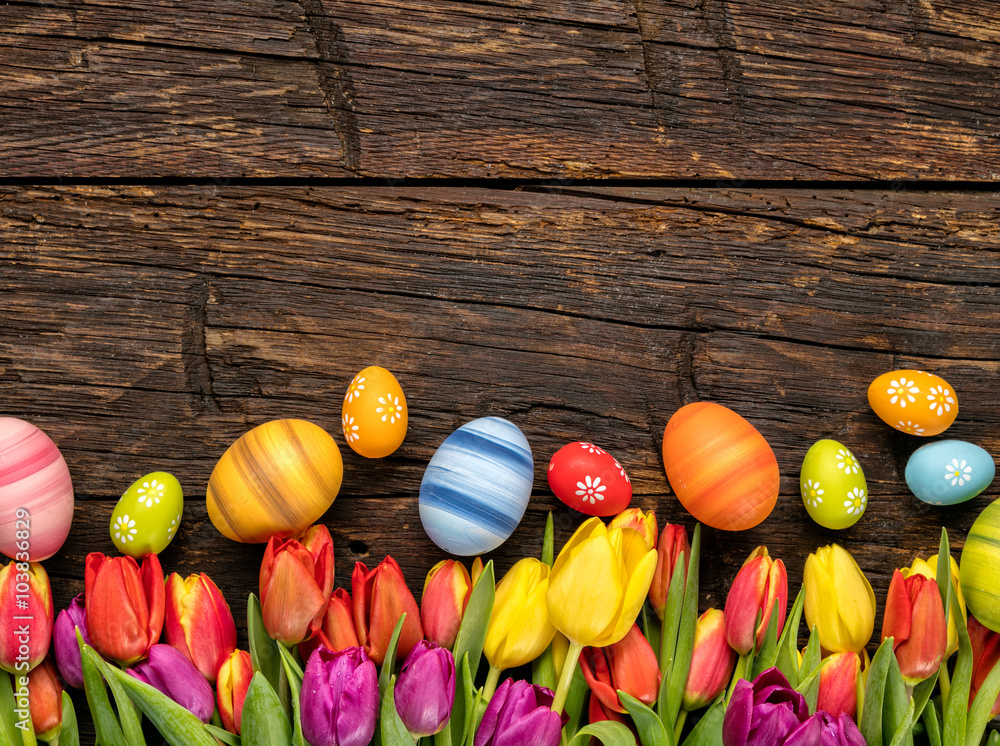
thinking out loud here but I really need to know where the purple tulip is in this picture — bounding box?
[474,678,565,746]
[786,711,866,746]
[723,668,811,746]
[53,593,90,689]
[127,644,214,723]
[394,640,456,738]
[301,646,378,746]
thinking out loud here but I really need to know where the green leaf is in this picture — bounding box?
[775,587,805,688]
[241,672,292,746]
[0,669,23,746]
[620,691,670,746]
[379,615,408,697]
[910,671,938,726]
[680,699,725,746]
[643,605,661,666]
[922,700,941,746]
[449,561,495,746]
[278,645,305,746]
[204,724,242,746]
[247,594,286,716]
[567,721,636,746]
[532,644,557,691]
[751,598,781,679]
[380,676,415,746]
[563,662,590,742]
[944,577,973,746]
[888,698,916,746]
[936,529,951,628]
[987,730,1000,746]
[657,548,688,715]
[59,690,80,746]
[78,637,127,746]
[81,647,145,746]
[861,637,897,746]
[966,640,1000,746]
[542,512,555,566]
[437,653,470,746]
[882,649,910,746]
[665,526,700,729]
[797,626,821,713]
[101,661,219,746]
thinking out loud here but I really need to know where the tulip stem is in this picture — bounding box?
[483,665,501,703]
[550,641,584,716]
[674,709,688,742]
[726,653,751,705]
[938,660,951,704]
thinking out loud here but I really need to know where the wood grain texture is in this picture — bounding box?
[1,184,998,735]
[1,0,999,178]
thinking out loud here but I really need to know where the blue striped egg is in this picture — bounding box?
[905,439,995,506]
[419,417,534,556]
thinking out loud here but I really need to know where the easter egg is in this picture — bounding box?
[799,440,868,530]
[662,402,779,531]
[867,369,958,436]
[961,499,1000,632]
[0,418,75,561]
[342,366,408,458]
[905,440,995,506]
[547,442,631,516]
[207,419,343,543]
[419,417,533,556]
[110,472,184,557]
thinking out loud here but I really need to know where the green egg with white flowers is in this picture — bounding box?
[961,498,1000,633]
[110,471,184,557]
[800,439,868,530]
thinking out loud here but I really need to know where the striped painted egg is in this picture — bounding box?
[207,419,343,543]
[419,417,533,556]
[0,418,75,561]
[961,498,1000,632]
[662,402,779,531]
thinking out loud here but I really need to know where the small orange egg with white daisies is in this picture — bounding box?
[341,366,408,458]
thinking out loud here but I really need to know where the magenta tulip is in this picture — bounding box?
[301,646,378,746]
[53,593,90,689]
[394,640,455,737]
[474,678,565,746]
[723,668,809,746]
[128,644,214,723]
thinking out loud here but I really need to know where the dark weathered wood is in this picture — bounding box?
[1,1,999,178]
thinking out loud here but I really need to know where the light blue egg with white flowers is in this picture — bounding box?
[905,440,995,506]
[419,417,533,556]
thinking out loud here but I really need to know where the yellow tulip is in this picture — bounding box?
[902,554,966,656]
[804,544,876,654]
[547,517,658,648]
[608,508,658,551]
[484,558,557,671]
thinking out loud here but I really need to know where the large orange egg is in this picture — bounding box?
[867,369,957,436]
[342,366,408,458]
[662,403,779,531]
[207,419,343,543]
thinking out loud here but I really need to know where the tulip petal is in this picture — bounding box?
[261,551,327,645]
[881,570,913,647]
[548,527,622,645]
[593,546,657,648]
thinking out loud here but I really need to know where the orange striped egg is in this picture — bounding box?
[206,419,343,543]
[662,403,779,531]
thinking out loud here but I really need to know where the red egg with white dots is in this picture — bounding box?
[547,441,632,516]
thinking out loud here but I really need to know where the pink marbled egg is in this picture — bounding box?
[0,418,75,561]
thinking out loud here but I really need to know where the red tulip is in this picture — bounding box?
[85,552,164,665]
[881,569,947,684]
[259,524,334,645]
[968,615,1000,717]
[164,572,237,682]
[26,656,62,740]
[301,587,360,661]
[353,556,423,665]
[0,560,53,674]
[684,608,737,711]
[579,623,660,713]
[217,649,254,734]
[648,523,689,620]
[817,651,860,719]
[724,547,788,655]
[608,509,658,551]
[421,560,472,649]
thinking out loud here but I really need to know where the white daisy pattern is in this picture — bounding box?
[802,479,825,508]
[114,514,138,544]
[166,515,181,537]
[342,414,360,443]
[136,479,164,508]
[580,443,605,456]
[887,378,919,407]
[897,420,925,435]
[836,448,861,475]
[376,393,402,424]
[844,487,867,516]
[345,375,366,404]
[945,458,972,487]
[575,475,607,505]
[927,385,955,417]
[614,459,630,483]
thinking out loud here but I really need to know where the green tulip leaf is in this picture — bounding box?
[542,511,555,566]
[449,561,495,746]
[78,637,127,746]
[751,598,782,679]
[657,547,686,716]
[58,690,80,746]
[966,640,1000,746]
[665,524,700,729]
[794,626,820,713]
[922,700,942,746]
[861,637,896,746]
[437,652,471,746]
[680,698,725,746]
[241,671,292,746]
[246,593,287,717]
[278,645,305,746]
[81,647,145,746]
[620,691,670,746]
[0,670,22,746]
[987,730,1000,746]
[910,671,938,727]
[204,724,242,746]
[643,604,661,666]
[380,676,414,746]
[944,577,973,746]
[563,661,590,741]
[532,643,557,691]
[882,646,909,746]
[888,697,916,746]
[378,614,407,697]
[775,587,805,688]
[567,721,636,746]
[99,660,218,746]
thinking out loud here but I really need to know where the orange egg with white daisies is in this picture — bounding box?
[867,369,957,437]
[662,402,779,531]
[342,365,408,458]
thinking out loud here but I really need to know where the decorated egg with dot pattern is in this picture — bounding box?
[0,417,75,561]
[547,442,632,516]
[905,440,995,506]
[207,419,343,543]
[961,498,1000,632]
[867,369,958,436]
[662,402,779,531]
[799,440,868,530]
[110,472,184,557]
[342,366,408,458]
